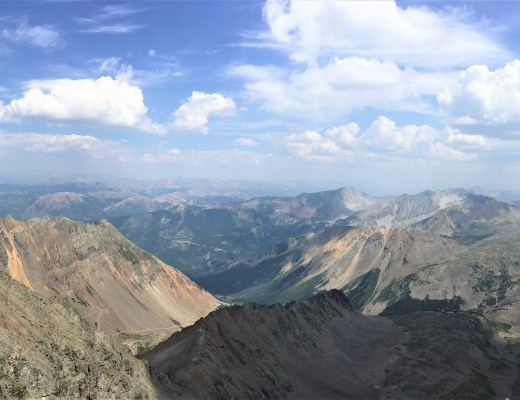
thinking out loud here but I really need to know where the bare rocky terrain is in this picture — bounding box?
[141,290,520,400]
[0,271,157,399]
[0,215,221,350]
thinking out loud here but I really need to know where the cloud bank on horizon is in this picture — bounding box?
[0,0,519,194]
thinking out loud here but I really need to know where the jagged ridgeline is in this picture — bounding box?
[140,290,520,399]
[0,215,221,350]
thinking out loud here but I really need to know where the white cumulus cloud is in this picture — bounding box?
[326,123,359,146]
[233,1,510,122]
[262,0,509,68]
[438,59,520,129]
[171,91,236,134]
[141,153,155,162]
[166,148,182,156]
[443,126,489,148]
[232,138,257,147]
[285,130,352,161]
[97,57,121,73]
[359,116,437,151]
[237,57,451,121]
[428,142,476,161]
[285,116,485,162]
[0,132,126,158]
[0,68,165,134]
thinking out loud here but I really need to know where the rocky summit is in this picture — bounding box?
[140,289,520,400]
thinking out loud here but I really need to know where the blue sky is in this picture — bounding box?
[1,0,520,194]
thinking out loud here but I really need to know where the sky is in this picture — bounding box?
[1,0,520,194]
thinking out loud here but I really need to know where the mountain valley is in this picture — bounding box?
[110,186,520,339]
[111,187,520,279]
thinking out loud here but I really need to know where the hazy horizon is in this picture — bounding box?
[2,173,520,200]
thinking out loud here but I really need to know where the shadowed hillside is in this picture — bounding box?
[141,290,520,400]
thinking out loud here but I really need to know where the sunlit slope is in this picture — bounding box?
[217,223,520,337]
[0,215,221,337]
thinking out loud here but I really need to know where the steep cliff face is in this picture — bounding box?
[0,216,221,342]
[141,290,520,400]
[0,272,157,399]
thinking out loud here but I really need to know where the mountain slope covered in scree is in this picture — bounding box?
[0,215,221,349]
[141,290,520,400]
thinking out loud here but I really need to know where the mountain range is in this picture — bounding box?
[110,187,520,338]
[0,179,323,222]
[112,187,514,277]
[2,182,520,398]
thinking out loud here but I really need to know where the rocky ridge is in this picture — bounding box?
[0,271,157,399]
[141,290,520,399]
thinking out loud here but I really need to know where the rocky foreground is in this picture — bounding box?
[141,290,520,400]
[0,272,157,399]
